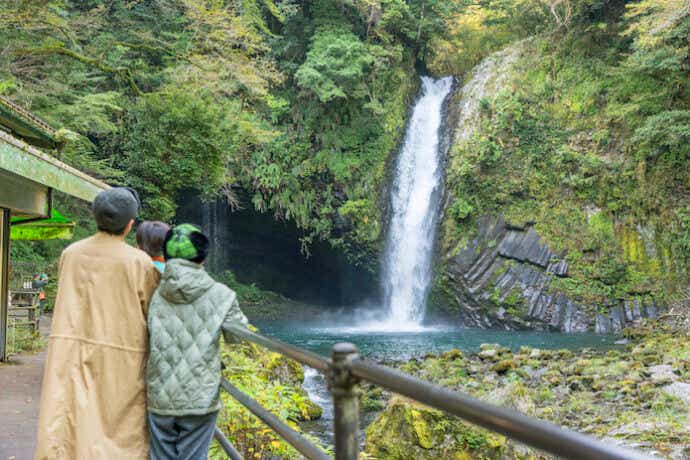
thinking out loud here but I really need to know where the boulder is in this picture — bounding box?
[646,364,678,385]
[491,359,518,374]
[365,397,511,460]
[661,382,690,404]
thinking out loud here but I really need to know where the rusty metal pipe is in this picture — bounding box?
[224,324,329,371]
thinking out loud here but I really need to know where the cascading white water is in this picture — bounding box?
[380,76,454,330]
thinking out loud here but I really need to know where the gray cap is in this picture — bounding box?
[93,187,140,234]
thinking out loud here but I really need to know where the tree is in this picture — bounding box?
[296,26,374,102]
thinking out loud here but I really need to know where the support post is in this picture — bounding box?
[330,342,360,460]
[0,208,10,361]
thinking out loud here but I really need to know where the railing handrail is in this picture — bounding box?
[213,427,243,460]
[220,377,330,460]
[218,323,654,460]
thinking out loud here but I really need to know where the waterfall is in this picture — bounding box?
[380,76,454,330]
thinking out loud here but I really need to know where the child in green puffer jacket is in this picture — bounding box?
[146,224,248,460]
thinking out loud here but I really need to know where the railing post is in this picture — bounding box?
[330,342,360,460]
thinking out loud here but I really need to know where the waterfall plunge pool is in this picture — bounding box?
[254,320,620,360]
[254,319,621,445]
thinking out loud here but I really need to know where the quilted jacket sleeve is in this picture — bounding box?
[222,292,249,344]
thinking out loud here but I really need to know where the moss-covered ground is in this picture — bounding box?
[365,323,690,459]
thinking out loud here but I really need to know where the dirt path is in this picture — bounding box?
[0,316,51,460]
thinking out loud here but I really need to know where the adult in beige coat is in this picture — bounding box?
[35,188,160,459]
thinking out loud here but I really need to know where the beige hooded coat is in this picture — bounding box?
[35,233,159,459]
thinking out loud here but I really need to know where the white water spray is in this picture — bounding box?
[378,76,453,331]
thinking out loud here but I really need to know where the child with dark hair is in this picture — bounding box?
[146,223,248,460]
[136,221,170,273]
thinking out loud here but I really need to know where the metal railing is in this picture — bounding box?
[214,324,653,460]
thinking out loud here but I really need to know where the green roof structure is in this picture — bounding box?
[0,95,110,360]
[10,210,75,241]
[0,96,60,149]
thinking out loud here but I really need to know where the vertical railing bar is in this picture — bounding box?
[213,427,244,460]
[330,343,360,460]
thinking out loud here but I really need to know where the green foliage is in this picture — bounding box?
[6,326,45,355]
[450,197,473,221]
[676,205,690,266]
[296,26,374,102]
[212,340,328,459]
[214,270,274,304]
[443,2,690,308]
[122,90,246,220]
[631,110,690,164]
[3,0,688,304]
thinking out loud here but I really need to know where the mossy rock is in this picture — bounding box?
[365,397,510,459]
[361,386,387,412]
[261,353,304,386]
[294,393,323,421]
[491,359,517,374]
[441,349,465,361]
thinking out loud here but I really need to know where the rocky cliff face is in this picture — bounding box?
[443,215,660,333]
[435,42,671,333]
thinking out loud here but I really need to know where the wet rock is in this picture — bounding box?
[378,327,688,458]
[608,420,678,439]
[296,397,323,421]
[262,353,304,385]
[524,366,549,380]
[440,349,464,361]
[360,386,387,412]
[441,215,663,332]
[547,259,568,277]
[478,344,507,361]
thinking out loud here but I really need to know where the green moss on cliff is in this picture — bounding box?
[442,4,690,310]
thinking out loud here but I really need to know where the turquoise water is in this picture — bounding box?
[254,321,620,445]
[256,321,620,444]
[254,321,620,360]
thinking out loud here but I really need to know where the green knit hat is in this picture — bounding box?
[163,224,209,262]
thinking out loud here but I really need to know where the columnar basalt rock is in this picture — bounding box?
[443,215,660,333]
